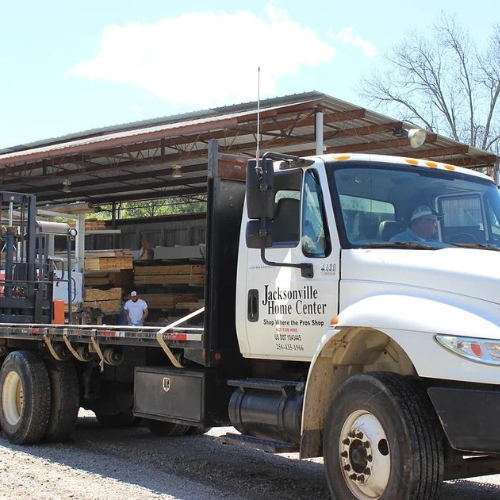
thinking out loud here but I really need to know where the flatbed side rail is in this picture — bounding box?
[0,310,205,349]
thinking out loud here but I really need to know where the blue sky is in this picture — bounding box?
[0,0,498,149]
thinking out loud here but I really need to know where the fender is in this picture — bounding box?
[300,293,500,458]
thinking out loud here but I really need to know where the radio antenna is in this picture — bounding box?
[256,66,261,164]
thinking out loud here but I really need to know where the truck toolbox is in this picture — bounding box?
[134,367,206,424]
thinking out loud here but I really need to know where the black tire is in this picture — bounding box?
[185,425,211,436]
[95,409,136,428]
[324,372,443,500]
[44,359,80,442]
[0,350,51,444]
[145,419,190,437]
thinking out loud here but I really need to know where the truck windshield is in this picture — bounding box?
[326,161,500,250]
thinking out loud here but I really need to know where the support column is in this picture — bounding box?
[75,214,85,273]
[315,109,324,155]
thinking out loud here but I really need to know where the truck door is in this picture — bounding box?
[240,166,340,361]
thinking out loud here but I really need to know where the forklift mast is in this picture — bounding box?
[0,191,64,324]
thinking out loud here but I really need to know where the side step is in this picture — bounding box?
[227,378,305,395]
[221,433,299,453]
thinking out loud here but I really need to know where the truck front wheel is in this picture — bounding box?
[323,372,443,500]
[0,350,51,444]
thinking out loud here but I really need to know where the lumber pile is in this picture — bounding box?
[83,287,121,313]
[84,269,134,288]
[139,293,199,310]
[85,219,107,231]
[175,299,205,311]
[134,264,205,286]
[85,249,133,272]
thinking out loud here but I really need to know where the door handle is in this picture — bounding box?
[248,289,259,322]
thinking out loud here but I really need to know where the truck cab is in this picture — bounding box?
[235,152,500,499]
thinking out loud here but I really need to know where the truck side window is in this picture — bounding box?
[438,194,486,243]
[273,190,301,246]
[301,169,330,257]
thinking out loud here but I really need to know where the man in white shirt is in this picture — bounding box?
[124,291,149,326]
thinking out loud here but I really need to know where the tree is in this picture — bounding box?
[92,196,207,220]
[358,13,500,154]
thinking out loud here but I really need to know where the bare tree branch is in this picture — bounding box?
[357,12,500,153]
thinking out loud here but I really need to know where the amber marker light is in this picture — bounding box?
[405,158,419,165]
[330,316,339,325]
[444,164,456,171]
[425,161,438,168]
[334,155,351,161]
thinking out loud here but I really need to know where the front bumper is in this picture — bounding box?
[428,386,500,454]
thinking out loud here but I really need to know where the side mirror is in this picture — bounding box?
[246,220,273,248]
[246,159,274,220]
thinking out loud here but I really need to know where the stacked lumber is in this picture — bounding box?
[85,249,133,272]
[83,287,121,313]
[134,264,205,286]
[175,299,205,311]
[84,270,134,288]
[85,219,107,231]
[139,293,199,310]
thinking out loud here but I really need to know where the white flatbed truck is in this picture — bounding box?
[1,141,500,499]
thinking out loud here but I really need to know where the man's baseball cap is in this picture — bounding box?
[410,205,443,222]
[131,291,138,297]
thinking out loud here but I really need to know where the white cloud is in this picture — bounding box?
[131,105,143,113]
[66,9,336,108]
[328,27,377,57]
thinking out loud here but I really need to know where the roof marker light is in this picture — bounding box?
[334,155,351,161]
[405,158,419,165]
[444,164,456,171]
[425,161,438,168]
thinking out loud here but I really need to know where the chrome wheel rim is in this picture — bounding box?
[338,409,390,499]
[2,371,23,425]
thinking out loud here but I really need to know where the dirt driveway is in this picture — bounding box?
[0,412,499,499]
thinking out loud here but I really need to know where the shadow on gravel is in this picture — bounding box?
[442,479,500,499]
[0,415,330,500]
[1,415,500,500]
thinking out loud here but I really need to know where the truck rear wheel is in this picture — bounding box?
[323,372,443,500]
[0,350,51,444]
[145,419,190,437]
[44,359,80,442]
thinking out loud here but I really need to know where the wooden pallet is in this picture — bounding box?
[139,293,199,309]
[134,264,205,276]
[84,287,122,301]
[134,264,205,286]
[83,300,121,314]
[86,257,133,272]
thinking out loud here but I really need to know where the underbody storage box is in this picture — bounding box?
[134,366,209,425]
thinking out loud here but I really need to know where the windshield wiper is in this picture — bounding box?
[359,242,438,250]
[449,242,500,251]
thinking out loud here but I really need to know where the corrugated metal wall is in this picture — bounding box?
[86,217,207,252]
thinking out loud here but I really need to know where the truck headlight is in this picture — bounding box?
[435,335,500,366]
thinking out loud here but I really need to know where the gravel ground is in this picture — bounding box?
[0,411,499,499]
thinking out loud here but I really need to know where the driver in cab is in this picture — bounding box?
[390,205,442,243]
